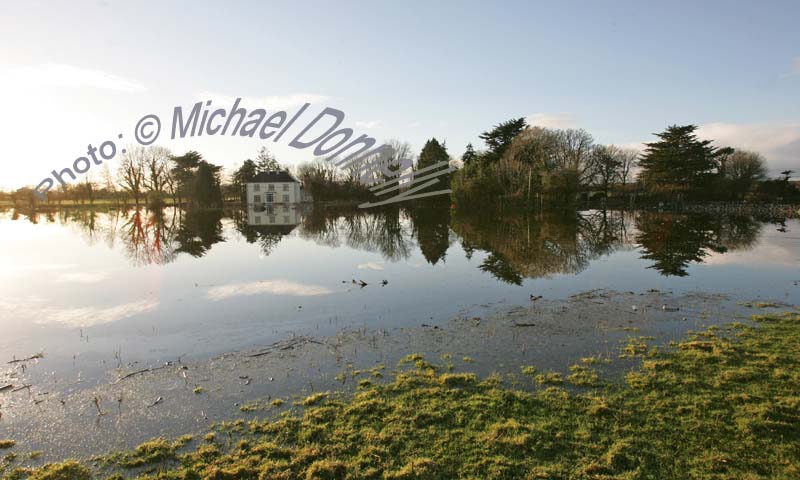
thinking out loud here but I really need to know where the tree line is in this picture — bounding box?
[451,119,798,207]
[4,122,796,209]
[5,147,226,209]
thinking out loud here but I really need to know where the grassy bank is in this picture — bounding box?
[2,312,799,479]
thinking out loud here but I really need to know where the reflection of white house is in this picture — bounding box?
[247,204,302,227]
[246,171,305,205]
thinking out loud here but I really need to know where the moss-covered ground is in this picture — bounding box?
[2,312,799,479]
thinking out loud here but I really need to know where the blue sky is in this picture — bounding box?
[1,0,798,189]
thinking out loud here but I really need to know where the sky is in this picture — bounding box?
[0,0,798,190]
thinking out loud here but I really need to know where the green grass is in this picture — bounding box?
[4,311,799,479]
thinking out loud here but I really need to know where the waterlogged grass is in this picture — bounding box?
[4,312,800,479]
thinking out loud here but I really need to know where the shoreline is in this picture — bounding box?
[1,294,797,478]
[1,290,789,466]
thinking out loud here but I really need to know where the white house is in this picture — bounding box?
[246,171,305,205]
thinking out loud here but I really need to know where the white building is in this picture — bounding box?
[245,171,305,205]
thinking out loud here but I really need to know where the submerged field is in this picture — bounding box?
[2,310,798,479]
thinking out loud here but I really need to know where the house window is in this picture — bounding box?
[282,194,289,202]
[253,184,261,192]
[266,205,274,214]
[268,184,275,191]
[269,215,276,223]
[283,215,289,223]
[254,215,261,224]
[282,205,288,212]
[266,193,274,203]
[253,194,261,203]
[282,184,289,191]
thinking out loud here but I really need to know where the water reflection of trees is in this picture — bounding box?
[119,208,182,265]
[407,207,453,265]
[16,206,225,266]
[452,209,633,284]
[635,212,761,276]
[299,207,415,261]
[8,205,767,278]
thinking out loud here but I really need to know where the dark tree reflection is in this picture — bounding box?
[635,212,761,276]
[174,209,225,258]
[408,207,452,265]
[452,209,633,284]
[120,208,180,265]
[299,207,414,261]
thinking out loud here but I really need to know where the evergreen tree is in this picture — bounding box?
[194,161,223,207]
[232,159,258,201]
[415,138,451,195]
[256,147,280,172]
[171,151,202,202]
[639,125,721,196]
[478,117,528,163]
[169,151,223,207]
[461,143,478,166]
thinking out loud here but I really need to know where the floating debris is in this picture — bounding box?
[662,305,680,312]
[147,396,163,408]
[114,364,171,383]
[7,353,44,364]
[245,336,325,358]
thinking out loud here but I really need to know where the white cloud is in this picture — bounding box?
[0,298,159,328]
[206,280,333,300]
[703,242,798,267]
[357,262,384,271]
[697,122,800,174]
[1,63,147,92]
[54,271,111,284]
[525,113,576,129]
[196,91,330,110]
[355,120,382,129]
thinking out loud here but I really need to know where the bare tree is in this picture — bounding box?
[117,146,146,205]
[617,148,640,188]
[727,150,768,197]
[101,163,116,193]
[553,128,596,185]
[591,145,622,198]
[142,146,173,193]
[382,139,414,182]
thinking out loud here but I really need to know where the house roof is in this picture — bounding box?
[250,171,298,183]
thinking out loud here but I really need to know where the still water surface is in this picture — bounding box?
[1,206,798,387]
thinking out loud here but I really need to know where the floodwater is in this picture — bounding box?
[1,204,799,459]
[1,205,798,390]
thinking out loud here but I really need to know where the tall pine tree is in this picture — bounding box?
[478,118,528,163]
[639,125,720,196]
[414,138,451,196]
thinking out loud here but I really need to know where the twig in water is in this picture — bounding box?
[114,364,169,383]
[7,353,44,364]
